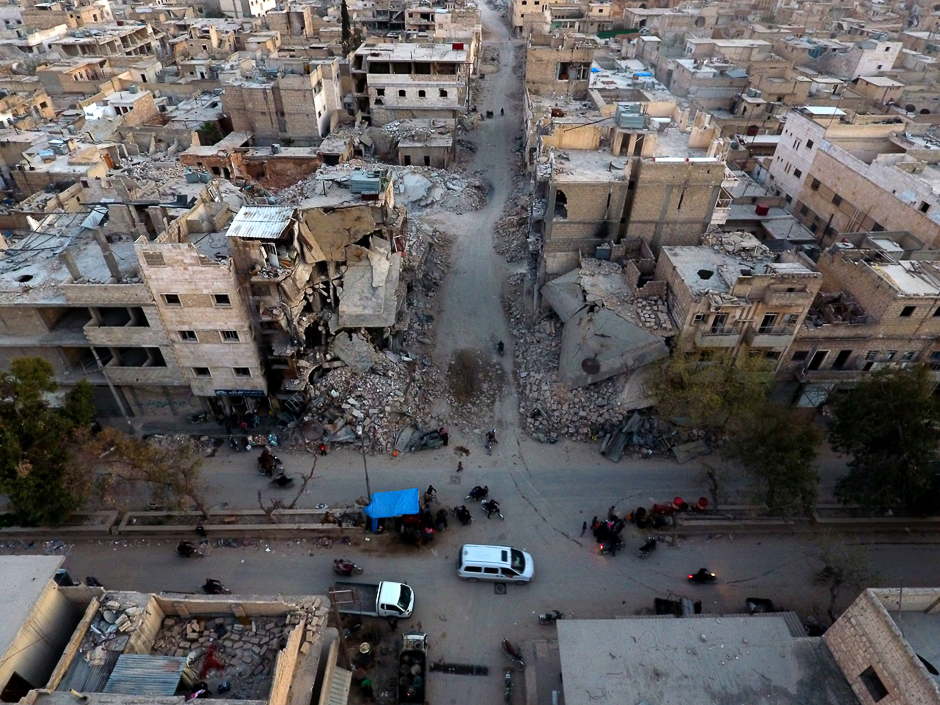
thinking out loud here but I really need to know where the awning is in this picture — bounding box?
[103,655,187,696]
[363,488,420,519]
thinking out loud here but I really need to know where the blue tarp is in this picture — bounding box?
[363,488,420,530]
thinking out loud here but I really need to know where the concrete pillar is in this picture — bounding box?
[94,231,124,281]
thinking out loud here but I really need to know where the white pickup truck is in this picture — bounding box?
[333,581,415,618]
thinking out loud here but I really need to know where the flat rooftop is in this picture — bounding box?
[875,260,940,296]
[558,616,856,705]
[0,556,65,660]
[551,148,628,182]
[357,42,467,63]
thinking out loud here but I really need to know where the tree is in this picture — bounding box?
[828,366,940,514]
[198,120,223,146]
[76,428,209,516]
[341,0,352,56]
[257,458,319,523]
[650,351,774,431]
[811,533,879,622]
[724,402,821,516]
[0,359,95,526]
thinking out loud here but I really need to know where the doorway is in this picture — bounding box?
[832,349,852,370]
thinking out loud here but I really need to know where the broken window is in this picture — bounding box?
[859,667,888,702]
[398,89,406,97]
[179,330,197,342]
[811,178,820,190]
[376,88,385,96]
[163,293,181,306]
[557,62,570,80]
[793,168,802,178]
[920,201,930,213]
[884,350,898,360]
[554,190,568,219]
[418,89,426,97]
[214,293,231,307]
[710,313,728,333]
[832,193,842,206]
[758,313,777,334]
[901,306,916,317]
[901,351,917,361]
[221,330,240,342]
[439,89,448,98]
[233,367,251,377]
[791,350,808,362]
[806,139,814,149]
[192,367,211,377]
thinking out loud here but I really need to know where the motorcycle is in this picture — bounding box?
[271,473,295,488]
[466,485,489,501]
[500,637,525,671]
[333,559,364,577]
[452,505,473,525]
[504,670,512,704]
[257,451,282,475]
[202,578,230,595]
[637,537,657,558]
[482,499,504,520]
[688,569,717,584]
[538,610,563,625]
[598,536,625,555]
[485,430,497,456]
[176,541,204,558]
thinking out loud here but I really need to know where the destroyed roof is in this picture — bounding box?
[225,205,295,240]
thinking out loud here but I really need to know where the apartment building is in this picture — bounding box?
[19,0,113,31]
[49,25,162,59]
[525,33,596,98]
[767,107,940,247]
[781,232,940,393]
[351,43,471,126]
[655,232,821,361]
[222,59,344,145]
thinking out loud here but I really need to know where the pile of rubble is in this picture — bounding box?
[504,274,635,442]
[493,179,531,263]
[151,600,328,700]
[634,297,672,333]
[272,160,487,215]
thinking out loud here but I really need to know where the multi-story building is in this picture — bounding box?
[525,33,595,98]
[350,42,471,126]
[222,59,344,145]
[767,107,940,247]
[655,233,821,361]
[781,232,940,396]
[49,24,163,59]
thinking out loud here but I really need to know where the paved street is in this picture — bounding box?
[7,8,938,705]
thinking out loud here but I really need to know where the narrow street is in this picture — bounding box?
[430,3,522,436]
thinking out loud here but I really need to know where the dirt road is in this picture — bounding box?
[429,5,522,436]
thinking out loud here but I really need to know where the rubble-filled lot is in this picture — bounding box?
[493,178,531,263]
[272,160,487,215]
[152,606,325,700]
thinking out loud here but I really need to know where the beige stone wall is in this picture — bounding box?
[627,160,723,252]
[136,243,266,398]
[824,589,940,705]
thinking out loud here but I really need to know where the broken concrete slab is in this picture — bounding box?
[300,206,378,261]
[672,439,711,464]
[337,250,402,329]
[541,269,585,324]
[330,331,381,372]
[557,308,669,389]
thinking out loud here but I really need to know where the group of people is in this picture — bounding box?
[223,412,260,434]
[258,447,279,474]
[400,507,448,545]
[590,507,626,553]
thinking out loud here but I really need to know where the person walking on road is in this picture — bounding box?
[581,521,587,536]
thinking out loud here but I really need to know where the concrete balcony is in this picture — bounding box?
[83,323,168,347]
[694,327,741,348]
[104,365,187,387]
[744,325,796,348]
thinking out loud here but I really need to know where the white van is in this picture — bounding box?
[457,544,534,583]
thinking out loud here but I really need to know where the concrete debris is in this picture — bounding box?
[273,160,486,215]
[493,179,530,263]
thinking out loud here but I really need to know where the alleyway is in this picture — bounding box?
[429,5,523,436]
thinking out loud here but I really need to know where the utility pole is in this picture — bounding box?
[360,437,372,498]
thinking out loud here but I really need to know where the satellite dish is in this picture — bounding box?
[581,357,601,374]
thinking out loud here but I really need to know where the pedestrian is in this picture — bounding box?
[591,516,598,531]
[581,521,587,536]
[388,617,398,632]
[501,107,505,116]
[318,443,327,456]
[196,524,206,538]
[608,505,617,521]
[439,427,449,446]
[457,461,463,473]
[427,484,437,498]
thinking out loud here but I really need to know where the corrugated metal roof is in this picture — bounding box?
[103,655,187,696]
[226,206,295,240]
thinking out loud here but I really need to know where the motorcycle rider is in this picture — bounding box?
[486,429,497,445]
[177,541,195,557]
[469,485,488,500]
[483,498,501,518]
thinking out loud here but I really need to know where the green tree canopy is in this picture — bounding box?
[828,366,940,515]
[724,402,821,515]
[0,359,95,525]
[650,351,774,431]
